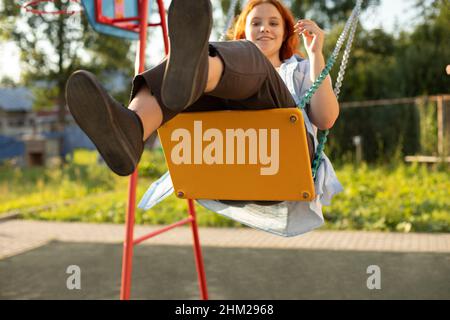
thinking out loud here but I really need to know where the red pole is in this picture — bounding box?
[188,199,209,300]
[120,0,149,301]
[138,0,149,74]
[157,0,169,55]
[120,174,137,300]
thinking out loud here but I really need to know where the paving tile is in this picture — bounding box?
[1,220,449,260]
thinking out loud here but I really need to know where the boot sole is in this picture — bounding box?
[66,71,137,176]
[161,0,213,111]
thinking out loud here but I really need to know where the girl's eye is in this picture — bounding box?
[252,22,260,26]
[270,22,279,26]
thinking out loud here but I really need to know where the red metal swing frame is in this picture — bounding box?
[22,0,208,300]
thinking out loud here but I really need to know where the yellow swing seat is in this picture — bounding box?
[157,108,315,202]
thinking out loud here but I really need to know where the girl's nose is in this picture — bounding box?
[260,25,270,33]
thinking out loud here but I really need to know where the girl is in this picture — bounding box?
[65,0,339,177]
[67,0,343,236]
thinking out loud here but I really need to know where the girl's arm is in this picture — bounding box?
[309,53,339,130]
[295,20,340,130]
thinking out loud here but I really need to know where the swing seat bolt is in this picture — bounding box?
[176,191,185,198]
[290,115,298,123]
[302,192,310,199]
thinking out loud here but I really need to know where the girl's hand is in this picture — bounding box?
[294,19,325,57]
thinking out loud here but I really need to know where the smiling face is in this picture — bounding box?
[245,3,285,63]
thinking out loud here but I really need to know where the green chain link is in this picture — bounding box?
[298,0,363,181]
[297,56,336,180]
[298,57,336,110]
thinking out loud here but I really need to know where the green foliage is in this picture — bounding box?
[0,0,20,40]
[325,27,400,101]
[394,1,450,96]
[417,99,438,155]
[289,0,380,29]
[0,149,126,213]
[137,148,168,179]
[0,150,448,233]
[324,162,450,233]
[327,103,421,163]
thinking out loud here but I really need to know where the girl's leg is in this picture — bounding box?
[128,88,162,142]
[129,55,224,141]
[205,56,224,93]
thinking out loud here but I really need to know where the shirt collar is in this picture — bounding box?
[283,55,298,65]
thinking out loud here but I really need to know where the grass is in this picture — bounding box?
[323,162,449,232]
[1,149,448,233]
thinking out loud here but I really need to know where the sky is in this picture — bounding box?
[0,0,418,83]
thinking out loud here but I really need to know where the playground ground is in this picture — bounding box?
[0,219,449,300]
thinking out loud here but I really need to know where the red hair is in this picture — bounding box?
[228,0,301,61]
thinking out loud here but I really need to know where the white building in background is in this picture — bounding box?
[0,87,35,137]
[0,71,133,165]
[0,87,80,166]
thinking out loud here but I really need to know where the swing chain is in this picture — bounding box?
[220,0,240,41]
[334,2,361,98]
[298,0,362,110]
[305,0,363,180]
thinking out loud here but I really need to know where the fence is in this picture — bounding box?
[332,94,450,163]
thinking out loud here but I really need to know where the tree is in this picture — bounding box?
[394,0,450,96]
[324,25,398,101]
[0,0,135,160]
[289,0,379,29]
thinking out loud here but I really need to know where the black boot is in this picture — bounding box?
[66,70,144,176]
[161,0,213,111]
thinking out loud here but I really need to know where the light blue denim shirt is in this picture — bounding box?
[138,54,343,237]
[279,55,318,151]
